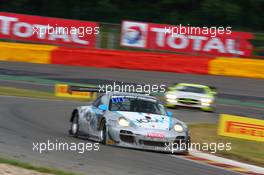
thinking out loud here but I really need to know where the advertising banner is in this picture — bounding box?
[55,84,96,99]
[0,12,99,47]
[121,21,254,57]
[218,114,264,142]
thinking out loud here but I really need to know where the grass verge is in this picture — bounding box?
[0,86,89,101]
[0,157,81,175]
[189,123,264,167]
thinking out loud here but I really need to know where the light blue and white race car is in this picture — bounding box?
[69,89,190,154]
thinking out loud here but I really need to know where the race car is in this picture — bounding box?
[68,87,190,154]
[165,83,216,112]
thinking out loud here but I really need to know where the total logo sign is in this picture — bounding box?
[120,21,147,48]
[0,12,98,47]
[121,21,254,57]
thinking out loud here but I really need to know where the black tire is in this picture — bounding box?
[100,120,107,144]
[70,113,79,137]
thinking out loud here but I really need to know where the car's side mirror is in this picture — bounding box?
[98,104,107,111]
[167,111,173,117]
[209,86,218,95]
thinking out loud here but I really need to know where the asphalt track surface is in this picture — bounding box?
[1,61,264,97]
[0,61,263,175]
[0,61,263,121]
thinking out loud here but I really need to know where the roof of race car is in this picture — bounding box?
[106,91,158,100]
[175,83,208,88]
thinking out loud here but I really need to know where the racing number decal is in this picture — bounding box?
[90,114,97,129]
[84,111,92,122]
[90,107,103,131]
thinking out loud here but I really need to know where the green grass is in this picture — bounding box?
[0,86,55,99]
[0,157,82,175]
[189,123,264,167]
[0,86,90,101]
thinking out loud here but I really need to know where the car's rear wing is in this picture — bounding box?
[69,85,101,93]
[54,84,98,100]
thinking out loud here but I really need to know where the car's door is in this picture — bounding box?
[89,95,106,137]
[78,106,92,134]
[78,96,102,135]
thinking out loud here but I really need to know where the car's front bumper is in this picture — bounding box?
[107,125,190,153]
[165,98,213,110]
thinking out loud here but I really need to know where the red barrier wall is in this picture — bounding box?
[51,48,212,74]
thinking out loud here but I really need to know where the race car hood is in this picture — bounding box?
[116,111,171,130]
[173,91,210,100]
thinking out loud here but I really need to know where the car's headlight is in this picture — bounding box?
[118,117,129,127]
[174,124,184,132]
[165,94,177,99]
[201,98,213,103]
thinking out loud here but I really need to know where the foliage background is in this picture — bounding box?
[0,0,263,31]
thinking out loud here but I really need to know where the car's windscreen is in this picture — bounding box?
[176,86,205,94]
[109,96,166,115]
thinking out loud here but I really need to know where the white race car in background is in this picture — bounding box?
[165,83,217,112]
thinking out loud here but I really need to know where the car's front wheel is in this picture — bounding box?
[69,112,80,137]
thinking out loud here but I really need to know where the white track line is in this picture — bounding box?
[188,151,264,174]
